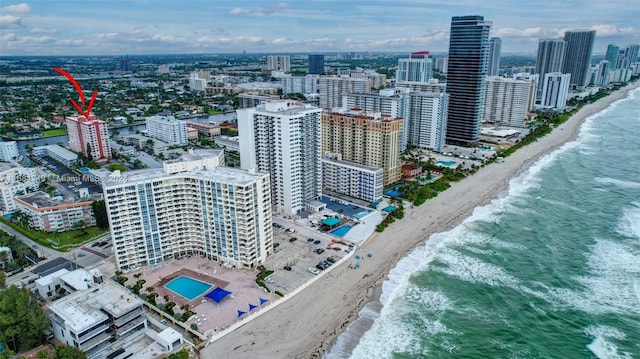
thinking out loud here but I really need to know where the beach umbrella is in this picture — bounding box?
[237,310,247,318]
[249,303,258,311]
[355,255,361,259]
[367,253,372,257]
[355,262,360,268]
[259,297,269,305]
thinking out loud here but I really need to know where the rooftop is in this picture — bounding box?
[32,144,78,161]
[49,281,143,333]
[103,165,268,187]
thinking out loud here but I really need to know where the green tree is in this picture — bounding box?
[85,143,93,161]
[91,200,109,230]
[0,270,6,289]
[53,344,87,359]
[0,286,50,351]
[36,349,50,359]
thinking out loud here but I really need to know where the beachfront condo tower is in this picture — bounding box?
[103,150,273,271]
[445,15,492,144]
[238,101,323,216]
[562,30,596,88]
[487,37,502,76]
[535,39,567,99]
[321,109,403,186]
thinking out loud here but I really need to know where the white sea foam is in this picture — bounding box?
[432,248,520,288]
[349,318,421,359]
[548,238,640,315]
[585,325,634,359]
[616,203,640,240]
[595,177,640,189]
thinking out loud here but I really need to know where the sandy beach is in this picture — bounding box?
[202,81,639,359]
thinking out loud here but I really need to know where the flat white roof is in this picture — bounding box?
[33,145,78,161]
[103,165,268,187]
[59,269,92,291]
[35,268,69,287]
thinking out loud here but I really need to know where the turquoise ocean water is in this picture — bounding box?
[326,87,640,359]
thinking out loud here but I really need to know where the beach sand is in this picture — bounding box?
[202,82,640,359]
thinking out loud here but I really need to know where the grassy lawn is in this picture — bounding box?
[40,128,68,137]
[0,217,107,251]
[207,109,223,115]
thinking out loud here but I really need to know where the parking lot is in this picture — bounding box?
[263,221,351,293]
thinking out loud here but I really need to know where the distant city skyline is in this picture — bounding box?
[0,1,639,56]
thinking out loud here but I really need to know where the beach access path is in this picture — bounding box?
[202,82,640,359]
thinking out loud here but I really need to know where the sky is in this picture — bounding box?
[1,0,639,56]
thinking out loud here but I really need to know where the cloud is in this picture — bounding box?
[30,27,57,34]
[0,32,16,41]
[228,2,291,16]
[590,24,639,37]
[0,3,31,14]
[0,14,23,28]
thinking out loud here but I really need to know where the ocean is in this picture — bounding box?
[326,87,640,359]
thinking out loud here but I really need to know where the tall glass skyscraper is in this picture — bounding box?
[535,39,566,98]
[562,30,596,88]
[487,37,502,76]
[308,54,325,75]
[445,15,492,144]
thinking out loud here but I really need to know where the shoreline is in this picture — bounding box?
[202,81,640,359]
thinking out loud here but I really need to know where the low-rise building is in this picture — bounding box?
[186,122,222,138]
[0,141,19,162]
[48,275,148,358]
[0,163,38,214]
[13,191,96,232]
[32,145,78,167]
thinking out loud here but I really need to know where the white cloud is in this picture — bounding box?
[30,27,57,33]
[0,32,16,41]
[0,14,23,28]
[0,3,31,14]
[228,2,291,16]
[590,24,639,37]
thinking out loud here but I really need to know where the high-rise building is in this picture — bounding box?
[238,101,322,216]
[0,163,37,214]
[321,109,402,186]
[266,55,291,72]
[483,77,535,127]
[606,44,620,69]
[282,74,318,94]
[404,92,449,151]
[0,141,19,162]
[66,115,111,160]
[308,54,325,75]
[188,72,207,92]
[623,44,640,66]
[535,39,566,99]
[318,76,371,108]
[595,60,611,87]
[540,72,571,111]
[103,150,273,271]
[562,30,596,88]
[322,153,384,203]
[488,37,502,76]
[145,115,188,145]
[434,57,448,73]
[445,15,492,144]
[396,52,433,83]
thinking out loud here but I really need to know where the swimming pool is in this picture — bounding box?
[165,276,212,301]
[436,160,457,167]
[352,210,373,219]
[330,225,352,237]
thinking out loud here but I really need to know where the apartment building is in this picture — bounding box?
[145,115,188,145]
[318,76,371,109]
[238,101,322,216]
[0,163,38,214]
[103,150,273,271]
[321,109,402,186]
[322,153,384,203]
[66,115,111,160]
[13,191,96,232]
[482,76,535,127]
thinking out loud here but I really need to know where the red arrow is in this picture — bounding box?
[53,67,98,119]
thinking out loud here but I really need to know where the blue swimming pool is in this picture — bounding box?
[165,276,212,301]
[382,205,397,213]
[436,160,457,166]
[330,225,352,237]
[352,210,373,219]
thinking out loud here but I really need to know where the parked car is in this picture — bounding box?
[274,243,280,248]
[283,265,292,271]
[314,240,321,245]
[308,267,320,275]
[314,248,325,254]
[326,257,336,263]
[289,237,298,243]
